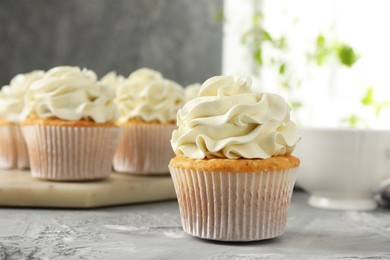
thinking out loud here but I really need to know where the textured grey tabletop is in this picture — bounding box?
[0,191,389,260]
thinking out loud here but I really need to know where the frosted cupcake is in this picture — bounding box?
[22,66,122,181]
[169,76,300,241]
[0,71,44,169]
[113,68,184,174]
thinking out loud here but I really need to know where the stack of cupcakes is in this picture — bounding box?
[0,66,186,180]
[169,76,300,241]
[112,68,185,174]
[0,71,44,169]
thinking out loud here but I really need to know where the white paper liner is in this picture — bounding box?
[113,124,176,174]
[0,124,29,169]
[22,125,122,181]
[169,166,298,241]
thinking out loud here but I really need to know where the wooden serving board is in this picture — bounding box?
[0,170,177,208]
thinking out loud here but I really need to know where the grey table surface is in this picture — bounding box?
[0,191,389,260]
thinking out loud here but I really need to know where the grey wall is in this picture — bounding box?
[0,0,223,87]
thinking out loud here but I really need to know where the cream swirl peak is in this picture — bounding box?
[100,71,125,89]
[185,83,201,102]
[115,68,184,123]
[0,70,45,123]
[23,66,118,123]
[171,76,299,159]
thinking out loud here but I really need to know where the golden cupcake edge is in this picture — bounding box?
[115,117,176,126]
[21,116,118,128]
[169,154,300,172]
[0,119,13,125]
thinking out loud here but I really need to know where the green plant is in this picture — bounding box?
[361,86,390,116]
[343,114,365,128]
[213,7,225,23]
[343,86,390,127]
[337,44,360,67]
[241,10,302,112]
[239,6,388,128]
[308,34,360,67]
[308,33,375,127]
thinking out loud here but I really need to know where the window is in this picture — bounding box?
[223,0,390,128]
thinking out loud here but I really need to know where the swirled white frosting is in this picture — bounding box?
[171,76,299,159]
[23,66,118,123]
[185,83,201,102]
[115,68,184,123]
[0,71,45,123]
[100,71,125,89]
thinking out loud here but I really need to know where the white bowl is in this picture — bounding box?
[294,127,390,210]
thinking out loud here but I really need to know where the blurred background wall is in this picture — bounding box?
[0,0,223,86]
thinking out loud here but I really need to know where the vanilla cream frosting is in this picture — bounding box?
[185,83,201,102]
[100,71,125,89]
[23,66,118,123]
[171,76,299,159]
[0,71,45,123]
[115,68,184,123]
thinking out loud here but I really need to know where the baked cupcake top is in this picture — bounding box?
[115,68,184,123]
[0,70,45,123]
[23,66,118,123]
[185,83,201,102]
[100,71,125,90]
[171,76,299,159]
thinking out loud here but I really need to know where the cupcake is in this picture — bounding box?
[113,68,185,174]
[21,66,122,181]
[0,71,44,169]
[169,76,300,241]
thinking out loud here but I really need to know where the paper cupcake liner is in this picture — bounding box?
[169,166,298,241]
[22,125,122,181]
[113,124,176,174]
[0,123,29,169]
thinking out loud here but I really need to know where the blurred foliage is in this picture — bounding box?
[342,114,364,128]
[344,87,390,127]
[240,6,389,127]
[241,10,302,111]
[241,11,289,74]
[361,87,375,106]
[308,34,360,67]
[290,100,303,110]
[361,86,390,116]
[337,45,360,67]
[213,7,225,23]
